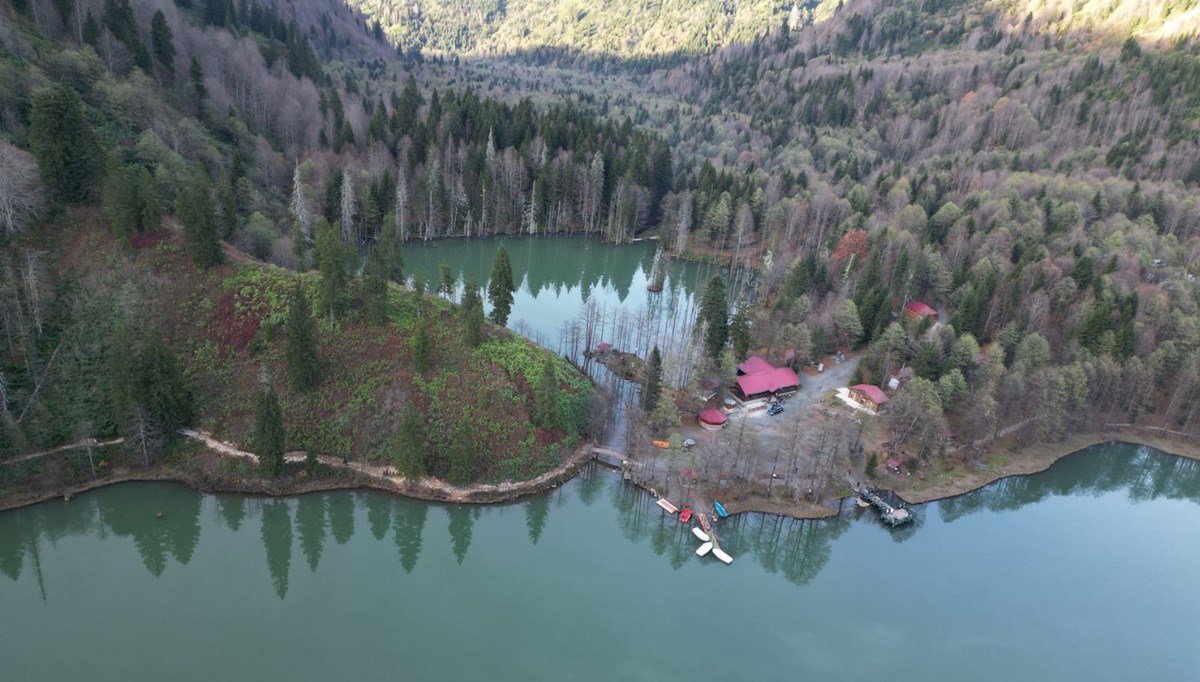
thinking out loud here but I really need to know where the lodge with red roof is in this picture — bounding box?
[733,356,801,403]
[848,384,890,413]
[903,301,938,321]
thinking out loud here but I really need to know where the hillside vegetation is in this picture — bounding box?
[346,0,820,60]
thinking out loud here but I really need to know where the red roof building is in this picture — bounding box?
[698,408,728,429]
[735,367,802,401]
[849,384,890,413]
[737,356,776,376]
[904,301,938,320]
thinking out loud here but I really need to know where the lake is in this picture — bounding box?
[2,442,1197,680]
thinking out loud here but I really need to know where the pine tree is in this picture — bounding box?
[394,402,425,477]
[411,320,431,373]
[82,11,100,46]
[377,216,405,283]
[134,331,194,436]
[698,275,729,359]
[178,170,224,269]
[487,245,516,326]
[29,84,103,203]
[461,276,485,347]
[532,356,559,431]
[314,218,347,319]
[363,248,389,325]
[642,345,663,412]
[255,383,286,478]
[730,309,751,360]
[438,260,455,300]
[151,10,176,72]
[285,285,320,390]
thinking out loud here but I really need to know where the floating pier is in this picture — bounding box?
[858,487,913,527]
[697,512,733,564]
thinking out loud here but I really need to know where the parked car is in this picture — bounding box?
[767,403,784,416]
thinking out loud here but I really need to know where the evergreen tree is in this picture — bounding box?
[730,309,751,360]
[134,331,194,436]
[377,220,405,283]
[255,383,286,477]
[29,84,104,203]
[642,345,663,412]
[487,245,516,326]
[447,425,475,485]
[783,258,810,301]
[285,285,320,390]
[82,11,100,46]
[411,320,431,373]
[151,10,176,72]
[698,275,729,359]
[103,164,163,239]
[438,260,455,299]
[461,276,485,347]
[178,170,224,269]
[363,248,388,325]
[314,218,347,318]
[532,356,559,430]
[189,58,207,104]
[394,402,425,477]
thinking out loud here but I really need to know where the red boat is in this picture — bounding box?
[679,507,693,523]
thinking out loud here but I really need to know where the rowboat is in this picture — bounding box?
[652,439,670,449]
[656,499,679,514]
[695,542,713,557]
[713,500,728,518]
[679,507,693,523]
[712,547,733,565]
[691,527,710,542]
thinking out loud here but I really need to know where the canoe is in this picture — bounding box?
[713,500,729,518]
[652,439,671,449]
[691,527,710,542]
[656,499,679,514]
[679,507,693,523]
[712,547,733,565]
[695,542,713,557]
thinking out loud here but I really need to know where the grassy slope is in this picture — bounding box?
[58,215,593,484]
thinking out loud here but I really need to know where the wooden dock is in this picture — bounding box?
[858,487,913,526]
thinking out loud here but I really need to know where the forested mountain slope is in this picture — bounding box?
[345,0,822,60]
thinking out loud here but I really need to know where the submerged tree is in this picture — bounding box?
[487,245,516,326]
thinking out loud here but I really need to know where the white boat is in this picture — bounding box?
[695,542,713,557]
[656,499,679,514]
[691,527,710,542]
[712,547,733,565]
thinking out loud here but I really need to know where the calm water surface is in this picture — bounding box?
[2,442,1198,680]
[402,235,716,354]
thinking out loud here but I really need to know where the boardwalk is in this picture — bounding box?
[858,487,913,526]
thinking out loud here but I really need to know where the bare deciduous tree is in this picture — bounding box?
[0,142,45,237]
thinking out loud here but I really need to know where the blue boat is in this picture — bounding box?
[713,500,728,518]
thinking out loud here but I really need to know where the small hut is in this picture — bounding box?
[698,408,728,430]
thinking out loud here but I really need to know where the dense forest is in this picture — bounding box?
[2,0,1199,500]
[345,0,822,62]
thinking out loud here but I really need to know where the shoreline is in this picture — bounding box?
[0,443,595,515]
[3,429,1197,518]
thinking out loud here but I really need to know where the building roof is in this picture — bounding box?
[595,342,612,352]
[737,355,776,375]
[885,457,901,469]
[850,384,890,404]
[905,301,938,318]
[698,408,728,425]
[737,367,802,396]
